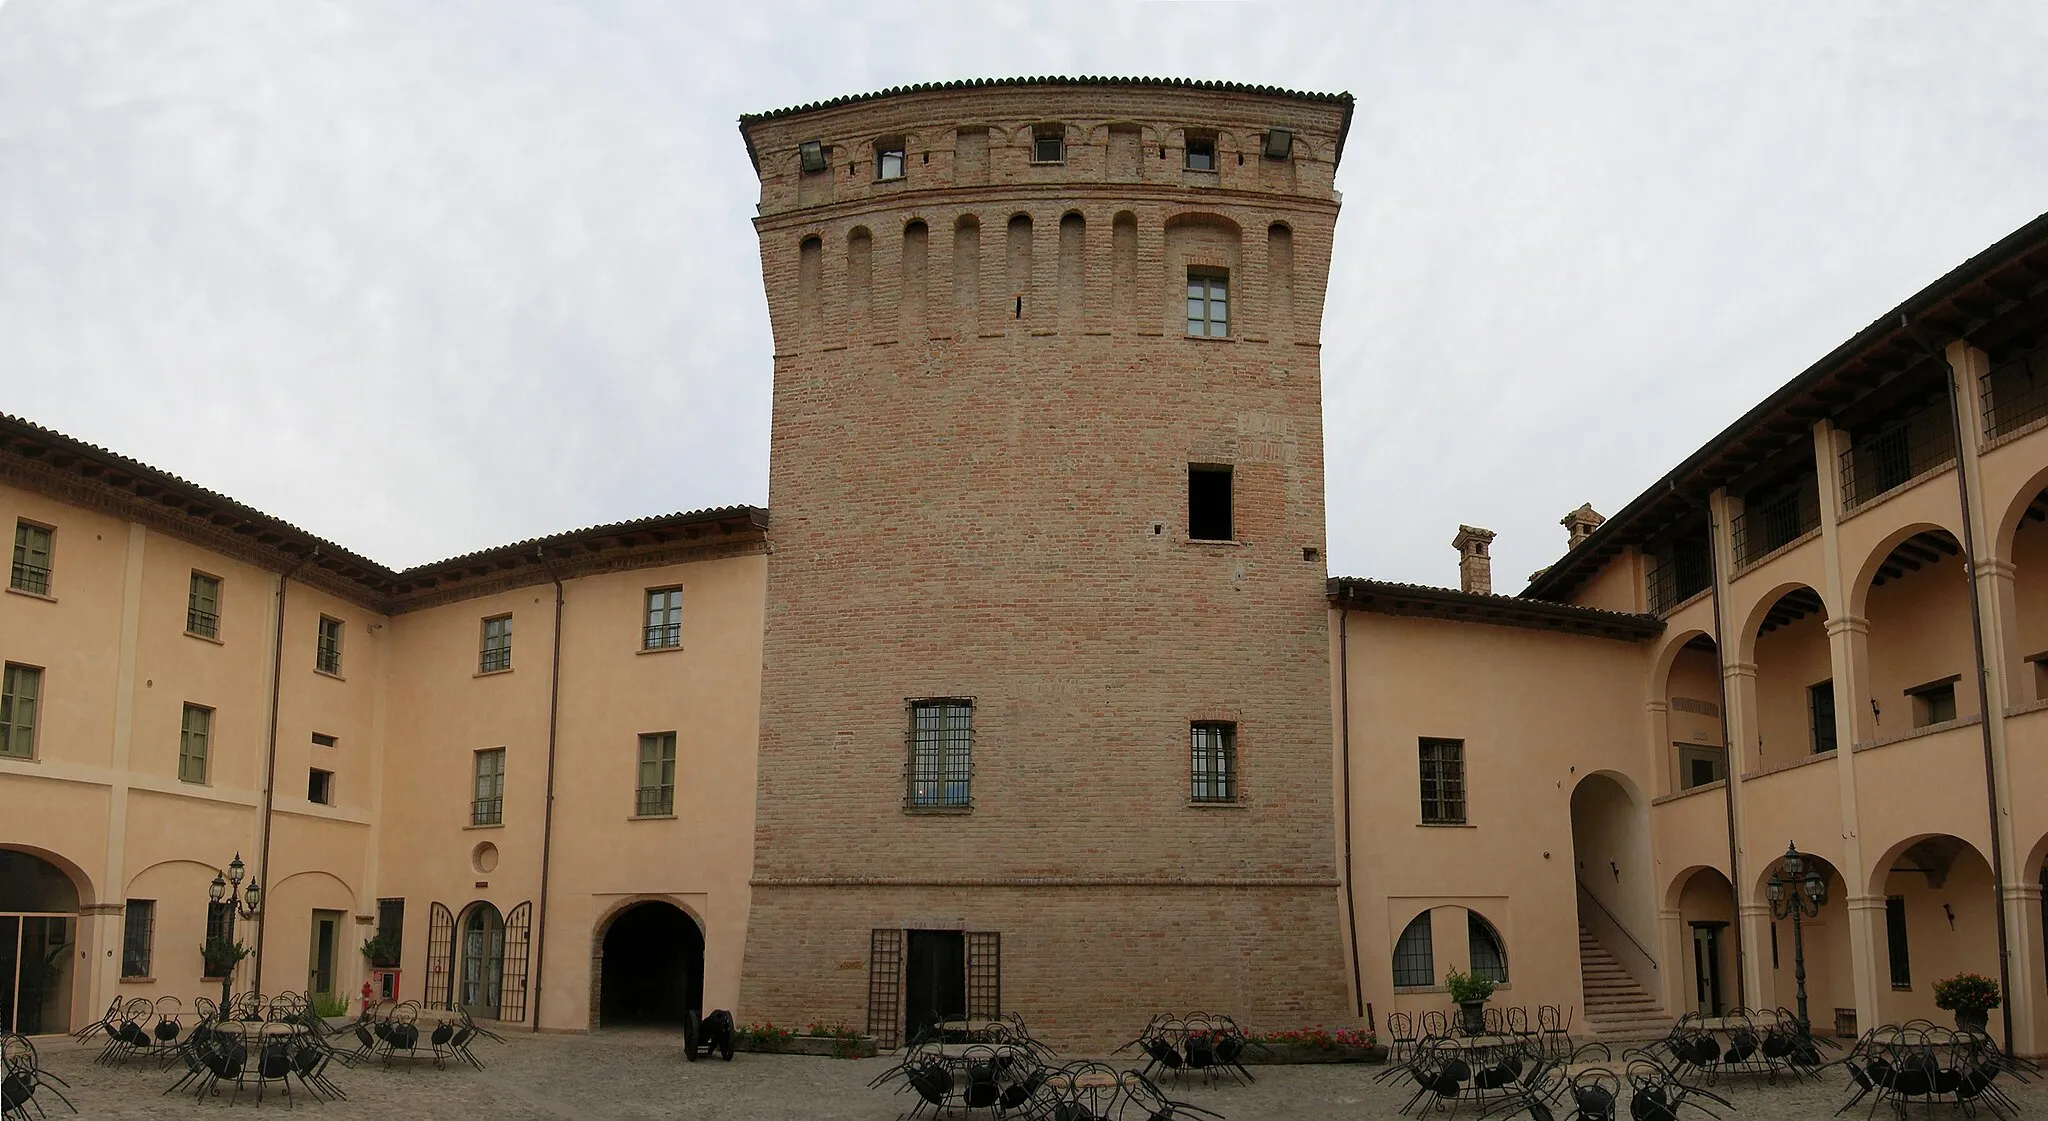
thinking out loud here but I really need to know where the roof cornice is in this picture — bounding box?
[1329,576,1664,642]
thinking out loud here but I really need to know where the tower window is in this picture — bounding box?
[876,138,905,181]
[1188,466,1233,541]
[1187,270,1228,337]
[1032,125,1065,164]
[1185,132,1216,172]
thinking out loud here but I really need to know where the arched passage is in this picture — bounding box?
[1868,833,2000,1030]
[1857,528,1973,734]
[1660,633,1727,793]
[0,847,83,1033]
[1670,866,1737,1016]
[1745,585,1835,761]
[1570,772,1658,1018]
[597,901,703,1027]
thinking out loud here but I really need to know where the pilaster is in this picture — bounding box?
[95,522,146,1005]
[1709,487,1760,1006]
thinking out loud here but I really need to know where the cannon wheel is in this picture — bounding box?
[719,1031,734,1061]
[682,1009,701,1062]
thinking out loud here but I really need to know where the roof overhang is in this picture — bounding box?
[1330,576,1664,642]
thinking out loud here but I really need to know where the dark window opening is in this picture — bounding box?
[1189,466,1233,541]
[1185,133,1216,171]
[311,732,336,748]
[1420,738,1466,824]
[1468,912,1508,983]
[1689,757,1718,787]
[1809,681,1837,753]
[1909,680,1959,727]
[1190,722,1237,802]
[1032,126,1064,164]
[876,139,905,181]
[1885,895,1911,988]
[1392,911,1433,987]
[376,898,405,958]
[308,767,334,805]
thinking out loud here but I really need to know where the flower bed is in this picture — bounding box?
[732,1021,877,1059]
[1242,1026,1385,1065]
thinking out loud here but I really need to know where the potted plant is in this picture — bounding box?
[1445,966,1496,1034]
[201,936,251,980]
[360,932,401,970]
[1933,972,2001,1033]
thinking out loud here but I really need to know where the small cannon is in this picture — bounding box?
[683,1009,736,1062]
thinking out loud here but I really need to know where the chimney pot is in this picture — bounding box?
[1561,503,1606,550]
[1452,525,1497,596]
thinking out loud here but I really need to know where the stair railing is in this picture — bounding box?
[1576,878,1660,1001]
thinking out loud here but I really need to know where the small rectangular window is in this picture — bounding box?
[1419,738,1466,824]
[644,588,683,650]
[122,899,155,978]
[1,663,41,760]
[479,614,512,673]
[10,521,52,596]
[187,571,222,638]
[876,139,905,181]
[1907,678,1959,727]
[1808,680,1837,753]
[179,704,212,784]
[375,898,405,957]
[311,732,337,748]
[1032,125,1064,164]
[908,699,973,809]
[1186,270,1229,337]
[1677,744,1726,789]
[1188,465,1233,541]
[1190,722,1237,803]
[1885,895,1911,988]
[308,767,334,805]
[472,748,505,825]
[206,900,233,954]
[636,732,677,816]
[316,616,343,675]
[1184,133,1216,172]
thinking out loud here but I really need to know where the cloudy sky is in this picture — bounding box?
[4,2,2046,589]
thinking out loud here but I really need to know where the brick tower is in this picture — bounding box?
[738,78,1356,1048]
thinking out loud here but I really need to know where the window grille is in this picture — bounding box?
[867,929,904,1048]
[636,732,677,816]
[179,704,212,784]
[1731,483,1819,568]
[187,572,221,638]
[316,616,343,674]
[10,521,51,596]
[377,898,405,956]
[1885,895,1911,988]
[1393,911,1433,987]
[1808,681,1837,754]
[1468,911,1509,983]
[1,663,40,760]
[473,749,505,825]
[1982,339,2048,439]
[202,902,233,977]
[500,901,533,1022]
[1839,400,1956,510]
[644,588,682,649]
[1419,738,1465,824]
[1032,126,1064,163]
[1190,722,1237,802]
[425,902,455,1008]
[907,700,973,809]
[479,615,512,673]
[1645,535,1713,614]
[966,932,1001,1019]
[122,899,155,978]
[1187,270,1229,337]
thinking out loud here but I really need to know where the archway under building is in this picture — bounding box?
[1869,834,2000,1031]
[1752,850,1850,1029]
[597,900,703,1027]
[1570,773,1661,1030]
[1670,866,1737,1017]
[0,847,84,1034]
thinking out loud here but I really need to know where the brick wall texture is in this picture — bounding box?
[738,82,1357,1049]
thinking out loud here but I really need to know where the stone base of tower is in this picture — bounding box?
[738,882,1352,1053]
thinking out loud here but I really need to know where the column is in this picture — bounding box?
[1708,488,1764,1007]
[1842,895,1891,1034]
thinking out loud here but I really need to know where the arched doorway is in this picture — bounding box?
[458,903,505,1019]
[1670,867,1737,1016]
[0,849,81,1033]
[1570,773,1661,1033]
[598,901,703,1027]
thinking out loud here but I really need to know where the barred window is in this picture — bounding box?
[1419,738,1465,824]
[1,663,41,760]
[908,699,972,809]
[1886,895,1911,989]
[188,572,222,638]
[1190,722,1237,803]
[479,614,512,673]
[636,732,677,816]
[316,616,343,675]
[179,704,212,784]
[472,748,505,825]
[122,899,155,978]
[376,899,405,957]
[644,588,682,650]
[1393,911,1433,988]
[1468,911,1509,983]
[10,521,52,596]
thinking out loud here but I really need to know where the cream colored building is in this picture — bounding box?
[3,77,2048,1055]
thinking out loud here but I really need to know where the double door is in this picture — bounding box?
[0,914,73,1034]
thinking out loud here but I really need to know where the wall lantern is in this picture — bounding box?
[798,140,828,174]
[1262,128,1293,160]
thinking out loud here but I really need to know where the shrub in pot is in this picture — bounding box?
[1445,966,1496,1034]
[1933,972,2001,1033]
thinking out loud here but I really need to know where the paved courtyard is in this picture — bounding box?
[26,1028,2048,1119]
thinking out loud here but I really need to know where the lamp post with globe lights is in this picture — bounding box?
[1766,841,1827,1035]
[207,852,263,1009]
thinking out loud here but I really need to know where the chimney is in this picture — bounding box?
[1561,503,1605,550]
[1452,525,1497,596]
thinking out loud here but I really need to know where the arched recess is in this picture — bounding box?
[0,847,85,1033]
[1163,212,1242,338]
[455,901,507,1020]
[591,897,706,1028]
[1570,772,1658,993]
[1670,866,1737,1016]
[2002,477,2048,701]
[1863,834,1999,1028]
[1656,630,1727,793]
[1749,849,1849,1018]
[1742,584,1836,762]
[1855,528,1971,733]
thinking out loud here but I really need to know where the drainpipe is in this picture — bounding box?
[1918,323,2017,1052]
[1676,479,1747,1010]
[529,551,566,1032]
[1337,605,1367,1023]
[251,550,310,995]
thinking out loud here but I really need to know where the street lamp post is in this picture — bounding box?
[1766,840,1828,1036]
[208,852,263,1009]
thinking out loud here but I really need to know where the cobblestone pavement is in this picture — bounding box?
[28,1029,2048,1119]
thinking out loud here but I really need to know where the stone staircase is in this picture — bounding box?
[1578,925,1672,1041]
